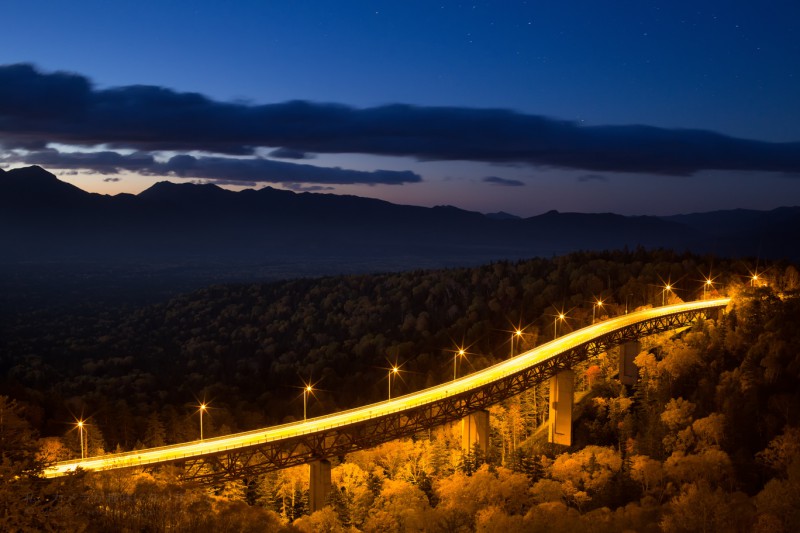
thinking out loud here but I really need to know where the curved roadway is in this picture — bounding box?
[44,298,729,478]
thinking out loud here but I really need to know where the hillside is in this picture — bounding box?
[2,250,800,531]
[3,166,797,270]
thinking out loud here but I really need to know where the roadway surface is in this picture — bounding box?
[44,298,729,478]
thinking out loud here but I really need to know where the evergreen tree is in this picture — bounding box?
[143,412,166,448]
[327,485,352,529]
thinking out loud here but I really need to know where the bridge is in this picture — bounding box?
[44,298,729,507]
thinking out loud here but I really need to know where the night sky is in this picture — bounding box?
[1,0,799,216]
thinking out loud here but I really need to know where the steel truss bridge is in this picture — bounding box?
[44,298,729,482]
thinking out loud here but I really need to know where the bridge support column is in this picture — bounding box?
[618,341,641,386]
[549,369,574,446]
[308,459,332,513]
[461,410,489,453]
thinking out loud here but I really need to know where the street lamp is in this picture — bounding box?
[198,402,207,440]
[454,348,466,380]
[303,385,313,421]
[662,284,672,306]
[388,366,399,399]
[703,278,713,299]
[76,420,85,460]
[592,299,604,324]
[554,313,566,339]
[510,329,523,358]
[751,274,759,287]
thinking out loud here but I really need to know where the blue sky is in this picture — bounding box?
[1,0,799,216]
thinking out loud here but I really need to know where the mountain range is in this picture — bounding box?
[2,166,798,271]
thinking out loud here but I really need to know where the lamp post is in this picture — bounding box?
[662,284,672,306]
[453,349,466,380]
[198,403,207,440]
[592,299,603,324]
[703,278,713,299]
[388,366,399,399]
[77,420,85,460]
[303,385,312,421]
[554,313,565,339]
[510,329,523,358]
[751,274,759,287]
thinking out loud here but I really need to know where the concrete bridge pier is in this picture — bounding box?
[308,459,332,513]
[618,340,641,386]
[548,369,574,446]
[460,410,489,453]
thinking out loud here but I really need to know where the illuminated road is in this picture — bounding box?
[44,298,729,478]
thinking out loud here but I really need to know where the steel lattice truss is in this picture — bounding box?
[176,307,714,483]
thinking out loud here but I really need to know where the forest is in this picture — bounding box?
[2,248,800,531]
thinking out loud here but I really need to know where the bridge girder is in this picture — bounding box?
[173,308,711,483]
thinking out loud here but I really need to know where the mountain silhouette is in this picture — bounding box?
[1,166,797,268]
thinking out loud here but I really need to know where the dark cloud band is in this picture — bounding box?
[483,176,525,187]
[2,63,800,176]
[1,150,421,185]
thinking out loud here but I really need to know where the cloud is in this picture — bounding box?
[268,147,315,160]
[0,63,91,120]
[283,183,336,192]
[189,178,249,186]
[1,148,155,174]
[148,155,420,185]
[103,176,121,182]
[577,174,609,183]
[1,148,422,185]
[2,63,800,176]
[483,176,525,187]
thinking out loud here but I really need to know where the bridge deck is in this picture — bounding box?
[44,298,729,478]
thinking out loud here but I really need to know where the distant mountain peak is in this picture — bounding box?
[140,180,223,192]
[1,165,89,205]
[5,165,60,182]
[137,180,231,202]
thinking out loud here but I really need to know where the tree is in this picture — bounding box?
[628,454,666,502]
[660,398,695,432]
[364,478,430,532]
[0,396,40,471]
[435,464,532,530]
[757,426,800,475]
[458,442,486,476]
[265,465,308,522]
[37,436,71,464]
[475,505,526,533]
[658,339,702,381]
[690,413,726,451]
[530,478,567,504]
[524,501,584,532]
[661,481,754,533]
[0,396,88,531]
[212,500,285,532]
[663,449,733,489]
[0,396,45,529]
[294,506,343,533]
[754,459,800,532]
[549,445,623,497]
[509,448,544,480]
[143,412,167,448]
[331,462,373,528]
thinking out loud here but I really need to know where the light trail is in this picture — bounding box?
[43,298,729,478]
